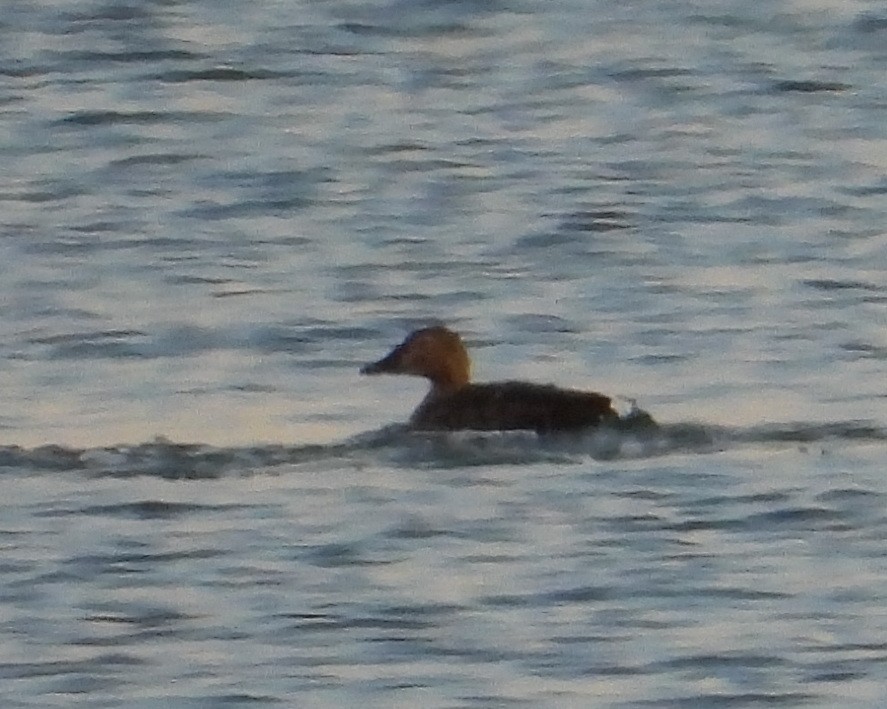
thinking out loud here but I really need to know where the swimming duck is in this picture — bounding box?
[361,326,654,433]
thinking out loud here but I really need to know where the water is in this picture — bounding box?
[2,0,887,706]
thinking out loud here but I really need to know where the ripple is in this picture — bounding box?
[771,79,850,93]
[0,419,883,476]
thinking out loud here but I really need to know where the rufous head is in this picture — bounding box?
[361,326,471,393]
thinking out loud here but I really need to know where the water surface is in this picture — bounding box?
[2,0,887,706]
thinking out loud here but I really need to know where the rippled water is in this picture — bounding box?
[2,0,887,706]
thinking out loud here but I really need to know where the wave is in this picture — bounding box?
[0,420,883,479]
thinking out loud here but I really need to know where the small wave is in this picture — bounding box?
[770,79,849,93]
[732,421,887,444]
[0,420,883,478]
[0,439,351,480]
[58,110,208,126]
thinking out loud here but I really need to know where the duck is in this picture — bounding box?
[361,326,655,433]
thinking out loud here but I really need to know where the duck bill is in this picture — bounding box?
[360,346,403,375]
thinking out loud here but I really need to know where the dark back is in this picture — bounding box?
[412,381,618,433]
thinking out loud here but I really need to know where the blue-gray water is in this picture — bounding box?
[2,1,887,707]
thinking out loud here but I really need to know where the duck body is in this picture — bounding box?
[411,380,618,433]
[361,326,654,434]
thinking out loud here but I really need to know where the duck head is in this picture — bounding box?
[361,326,471,394]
